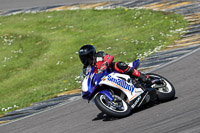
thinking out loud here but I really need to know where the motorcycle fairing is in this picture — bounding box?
[99,73,144,102]
[129,59,140,69]
[81,59,144,102]
[82,67,110,99]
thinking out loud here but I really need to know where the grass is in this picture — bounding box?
[0,8,188,114]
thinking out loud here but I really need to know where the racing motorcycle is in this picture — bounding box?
[81,59,175,118]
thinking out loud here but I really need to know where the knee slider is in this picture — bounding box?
[116,62,128,70]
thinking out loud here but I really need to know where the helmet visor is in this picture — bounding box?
[79,53,94,66]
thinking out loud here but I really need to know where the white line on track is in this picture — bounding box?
[149,45,200,73]
[0,96,81,126]
[1,46,199,126]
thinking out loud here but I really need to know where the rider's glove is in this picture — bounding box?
[98,61,109,74]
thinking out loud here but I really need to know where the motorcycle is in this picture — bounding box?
[81,59,175,118]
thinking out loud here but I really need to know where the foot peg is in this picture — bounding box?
[151,79,163,84]
[151,79,166,89]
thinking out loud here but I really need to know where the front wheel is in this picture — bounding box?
[95,93,131,118]
[147,73,175,102]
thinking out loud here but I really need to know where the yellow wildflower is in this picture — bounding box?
[124,37,129,40]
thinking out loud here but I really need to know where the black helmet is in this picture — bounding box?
[79,45,96,66]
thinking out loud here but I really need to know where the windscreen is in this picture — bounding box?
[80,66,92,81]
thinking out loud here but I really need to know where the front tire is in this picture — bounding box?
[147,73,175,102]
[95,93,131,118]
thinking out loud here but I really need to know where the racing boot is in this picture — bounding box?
[126,68,151,91]
[113,62,150,85]
[126,68,149,82]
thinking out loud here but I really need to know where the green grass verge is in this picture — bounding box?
[0,8,187,114]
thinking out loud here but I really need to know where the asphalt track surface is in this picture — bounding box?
[1,0,200,132]
[1,48,200,132]
[0,0,120,11]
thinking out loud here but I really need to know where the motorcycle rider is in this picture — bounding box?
[78,44,149,82]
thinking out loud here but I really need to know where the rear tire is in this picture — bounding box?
[95,93,131,118]
[147,73,175,102]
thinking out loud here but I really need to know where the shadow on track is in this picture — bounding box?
[92,97,178,122]
[92,112,116,121]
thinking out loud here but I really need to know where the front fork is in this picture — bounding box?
[99,89,114,101]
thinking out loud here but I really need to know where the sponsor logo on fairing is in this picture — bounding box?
[107,75,134,92]
[131,96,141,108]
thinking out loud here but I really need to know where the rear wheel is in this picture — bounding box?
[95,93,131,118]
[147,73,175,101]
